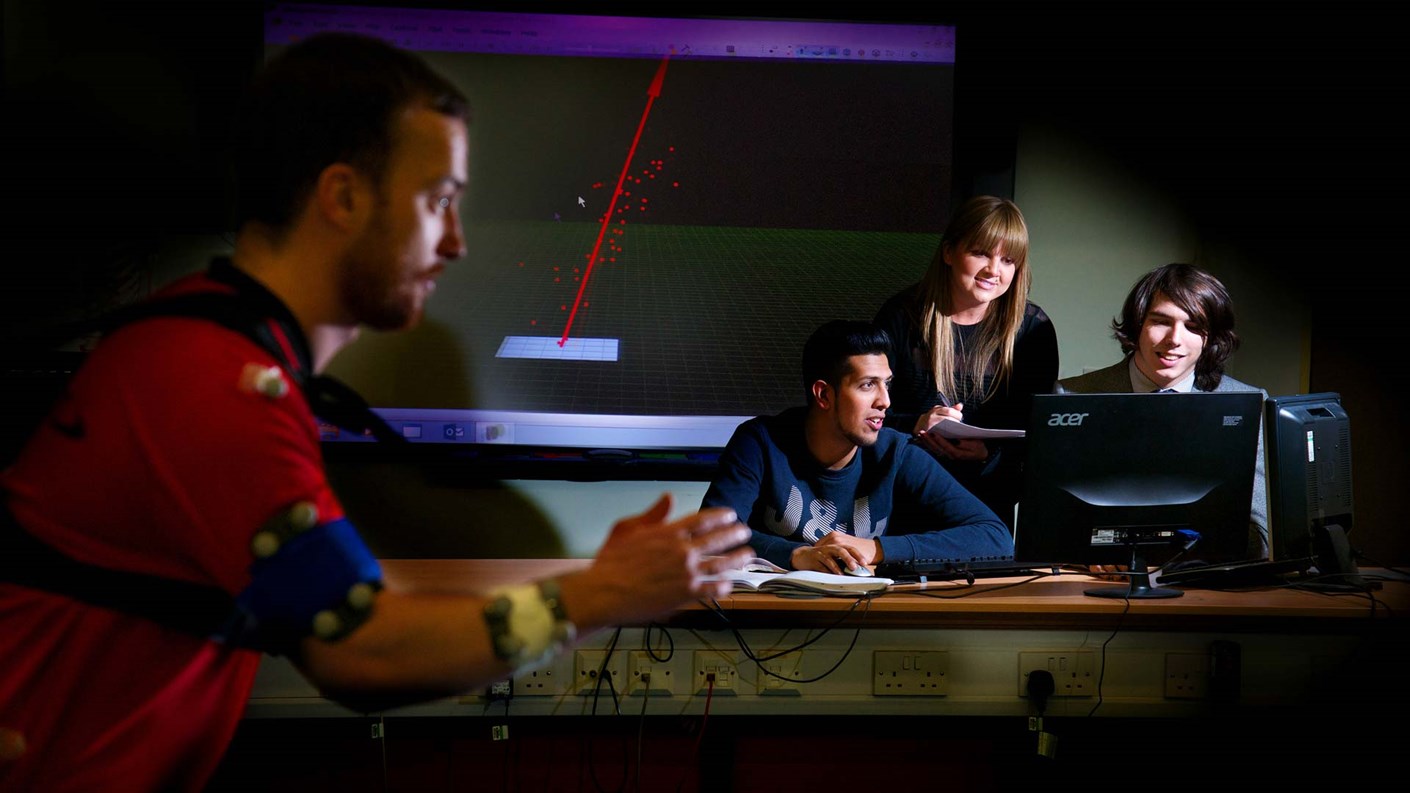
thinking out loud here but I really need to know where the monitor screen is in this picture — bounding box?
[262,4,965,458]
[1264,392,1354,566]
[1015,392,1263,571]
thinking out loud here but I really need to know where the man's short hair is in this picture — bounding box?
[1111,262,1240,391]
[233,33,472,235]
[801,320,891,402]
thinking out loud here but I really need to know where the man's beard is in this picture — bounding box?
[339,226,420,331]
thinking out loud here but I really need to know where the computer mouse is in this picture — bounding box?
[845,564,874,577]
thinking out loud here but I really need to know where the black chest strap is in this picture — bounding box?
[0,502,236,639]
[98,259,405,444]
[0,259,399,648]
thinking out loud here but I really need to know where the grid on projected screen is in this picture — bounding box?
[496,336,620,362]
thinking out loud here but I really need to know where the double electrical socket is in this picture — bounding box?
[573,650,626,696]
[513,666,565,696]
[873,650,949,696]
[1017,651,1096,697]
[627,651,675,696]
[692,651,739,696]
[1164,652,1209,699]
[757,650,803,696]
[573,650,678,696]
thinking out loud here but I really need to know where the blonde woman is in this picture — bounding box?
[872,196,1057,530]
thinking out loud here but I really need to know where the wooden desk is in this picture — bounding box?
[230,561,1410,792]
[383,558,1408,632]
[248,559,1409,719]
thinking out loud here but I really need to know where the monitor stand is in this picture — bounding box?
[1302,523,1377,593]
[1084,545,1183,600]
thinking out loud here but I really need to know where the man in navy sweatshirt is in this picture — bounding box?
[702,320,1012,573]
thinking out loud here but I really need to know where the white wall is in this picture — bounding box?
[499,479,709,558]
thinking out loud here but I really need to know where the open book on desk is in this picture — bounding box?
[707,558,892,596]
[925,417,1025,441]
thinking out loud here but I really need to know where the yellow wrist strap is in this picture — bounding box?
[483,580,576,668]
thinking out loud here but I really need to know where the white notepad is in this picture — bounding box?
[707,559,892,596]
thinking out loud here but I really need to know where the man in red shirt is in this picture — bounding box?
[0,33,750,792]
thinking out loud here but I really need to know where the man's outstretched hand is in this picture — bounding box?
[561,494,752,631]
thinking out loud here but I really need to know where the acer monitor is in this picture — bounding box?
[1014,392,1263,599]
[261,4,980,475]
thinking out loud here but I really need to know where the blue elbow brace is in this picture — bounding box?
[219,503,383,654]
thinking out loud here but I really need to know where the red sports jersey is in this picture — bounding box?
[1,269,345,792]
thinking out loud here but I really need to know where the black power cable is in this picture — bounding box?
[1027,669,1057,760]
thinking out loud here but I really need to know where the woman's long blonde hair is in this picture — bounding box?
[919,196,1031,405]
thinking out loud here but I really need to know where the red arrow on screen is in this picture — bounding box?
[558,54,670,347]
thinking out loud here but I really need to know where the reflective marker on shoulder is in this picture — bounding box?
[239,363,289,399]
[251,532,280,558]
[288,501,319,531]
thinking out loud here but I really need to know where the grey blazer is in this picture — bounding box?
[1056,359,1270,560]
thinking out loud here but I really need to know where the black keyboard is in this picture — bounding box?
[878,556,1055,581]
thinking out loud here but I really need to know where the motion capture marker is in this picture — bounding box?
[347,582,376,610]
[255,368,288,398]
[249,501,321,557]
[312,609,342,640]
[287,501,319,530]
[310,583,381,642]
[251,532,280,559]
[482,595,524,661]
[239,363,290,399]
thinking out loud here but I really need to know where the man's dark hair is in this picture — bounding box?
[233,33,472,234]
[801,320,891,403]
[1111,262,1240,391]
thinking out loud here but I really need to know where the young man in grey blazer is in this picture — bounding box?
[1056,263,1269,559]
